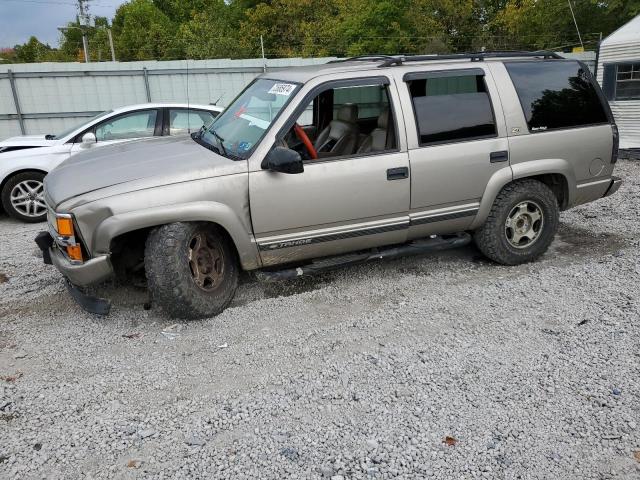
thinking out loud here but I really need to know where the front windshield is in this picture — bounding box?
[198,78,300,159]
[51,110,113,140]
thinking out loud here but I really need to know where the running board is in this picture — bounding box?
[254,232,471,282]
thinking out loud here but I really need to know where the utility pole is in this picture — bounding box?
[77,0,90,62]
[107,28,116,62]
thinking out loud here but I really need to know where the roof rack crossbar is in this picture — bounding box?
[378,50,562,67]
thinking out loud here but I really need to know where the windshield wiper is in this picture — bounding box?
[45,134,56,140]
[209,128,227,157]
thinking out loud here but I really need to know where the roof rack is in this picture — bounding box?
[327,55,398,64]
[378,50,562,67]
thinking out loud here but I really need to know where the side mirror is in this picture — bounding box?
[261,146,304,174]
[81,132,97,148]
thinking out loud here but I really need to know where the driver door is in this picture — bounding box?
[249,77,411,267]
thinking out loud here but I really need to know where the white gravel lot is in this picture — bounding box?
[0,160,639,479]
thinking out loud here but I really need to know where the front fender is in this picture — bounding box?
[93,201,261,270]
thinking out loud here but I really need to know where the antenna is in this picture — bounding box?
[186,59,191,133]
[260,35,266,73]
[567,0,584,50]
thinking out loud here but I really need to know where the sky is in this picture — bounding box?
[0,0,124,48]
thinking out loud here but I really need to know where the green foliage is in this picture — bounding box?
[111,0,180,60]
[12,37,54,63]
[177,0,248,59]
[4,0,640,62]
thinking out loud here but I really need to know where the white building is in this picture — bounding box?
[597,15,640,151]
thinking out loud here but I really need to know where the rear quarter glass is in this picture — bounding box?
[504,61,609,132]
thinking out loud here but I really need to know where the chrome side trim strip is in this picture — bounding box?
[576,178,611,189]
[410,203,480,226]
[257,219,409,251]
[410,208,479,226]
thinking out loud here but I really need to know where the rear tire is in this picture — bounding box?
[474,179,559,265]
[1,171,47,223]
[145,222,238,319]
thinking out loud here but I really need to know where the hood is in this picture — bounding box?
[0,134,57,148]
[45,135,242,209]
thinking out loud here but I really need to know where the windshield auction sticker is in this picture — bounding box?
[268,83,296,96]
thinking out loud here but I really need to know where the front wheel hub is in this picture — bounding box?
[504,201,544,249]
[187,232,224,291]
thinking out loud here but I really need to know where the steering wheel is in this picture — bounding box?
[293,123,318,160]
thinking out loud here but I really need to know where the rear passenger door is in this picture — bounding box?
[399,67,510,239]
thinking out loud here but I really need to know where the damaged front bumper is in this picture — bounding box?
[35,231,112,315]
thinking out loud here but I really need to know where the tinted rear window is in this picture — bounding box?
[505,61,609,132]
[408,74,497,145]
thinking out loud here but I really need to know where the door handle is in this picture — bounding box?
[387,167,409,180]
[490,150,509,163]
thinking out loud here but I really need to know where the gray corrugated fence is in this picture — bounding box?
[0,52,595,141]
[0,57,335,140]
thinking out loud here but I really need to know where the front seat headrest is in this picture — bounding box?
[337,104,358,123]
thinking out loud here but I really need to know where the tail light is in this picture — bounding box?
[611,124,619,164]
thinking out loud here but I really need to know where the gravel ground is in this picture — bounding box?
[0,160,639,479]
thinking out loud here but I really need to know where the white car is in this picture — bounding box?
[0,103,223,222]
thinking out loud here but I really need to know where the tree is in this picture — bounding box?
[177,0,247,59]
[111,0,181,61]
[491,0,640,51]
[332,0,416,55]
[12,37,54,63]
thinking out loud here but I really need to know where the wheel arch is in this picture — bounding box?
[93,202,261,271]
[471,159,574,229]
[0,168,48,196]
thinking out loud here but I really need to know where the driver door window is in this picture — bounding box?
[94,110,158,141]
[286,83,397,160]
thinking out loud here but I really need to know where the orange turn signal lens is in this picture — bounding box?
[66,244,83,262]
[56,217,74,237]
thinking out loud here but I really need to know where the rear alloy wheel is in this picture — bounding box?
[504,200,544,249]
[145,222,238,319]
[474,179,559,265]
[1,171,47,222]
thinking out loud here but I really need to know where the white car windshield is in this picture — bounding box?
[196,79,300,159]
[50,110,113,140]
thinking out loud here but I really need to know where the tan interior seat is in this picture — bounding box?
[314,104,360,157]
[357,109,391,154]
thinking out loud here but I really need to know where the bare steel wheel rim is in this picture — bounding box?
[10,180,46,218]
[187,232,224,291]
[505,200,544,249]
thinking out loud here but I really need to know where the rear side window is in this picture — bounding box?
[505,61,609,132]
[407,73,497,145]
[168,109,217,135]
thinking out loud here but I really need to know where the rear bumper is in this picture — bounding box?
[603,176,622,198]
[35,231,113,286]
